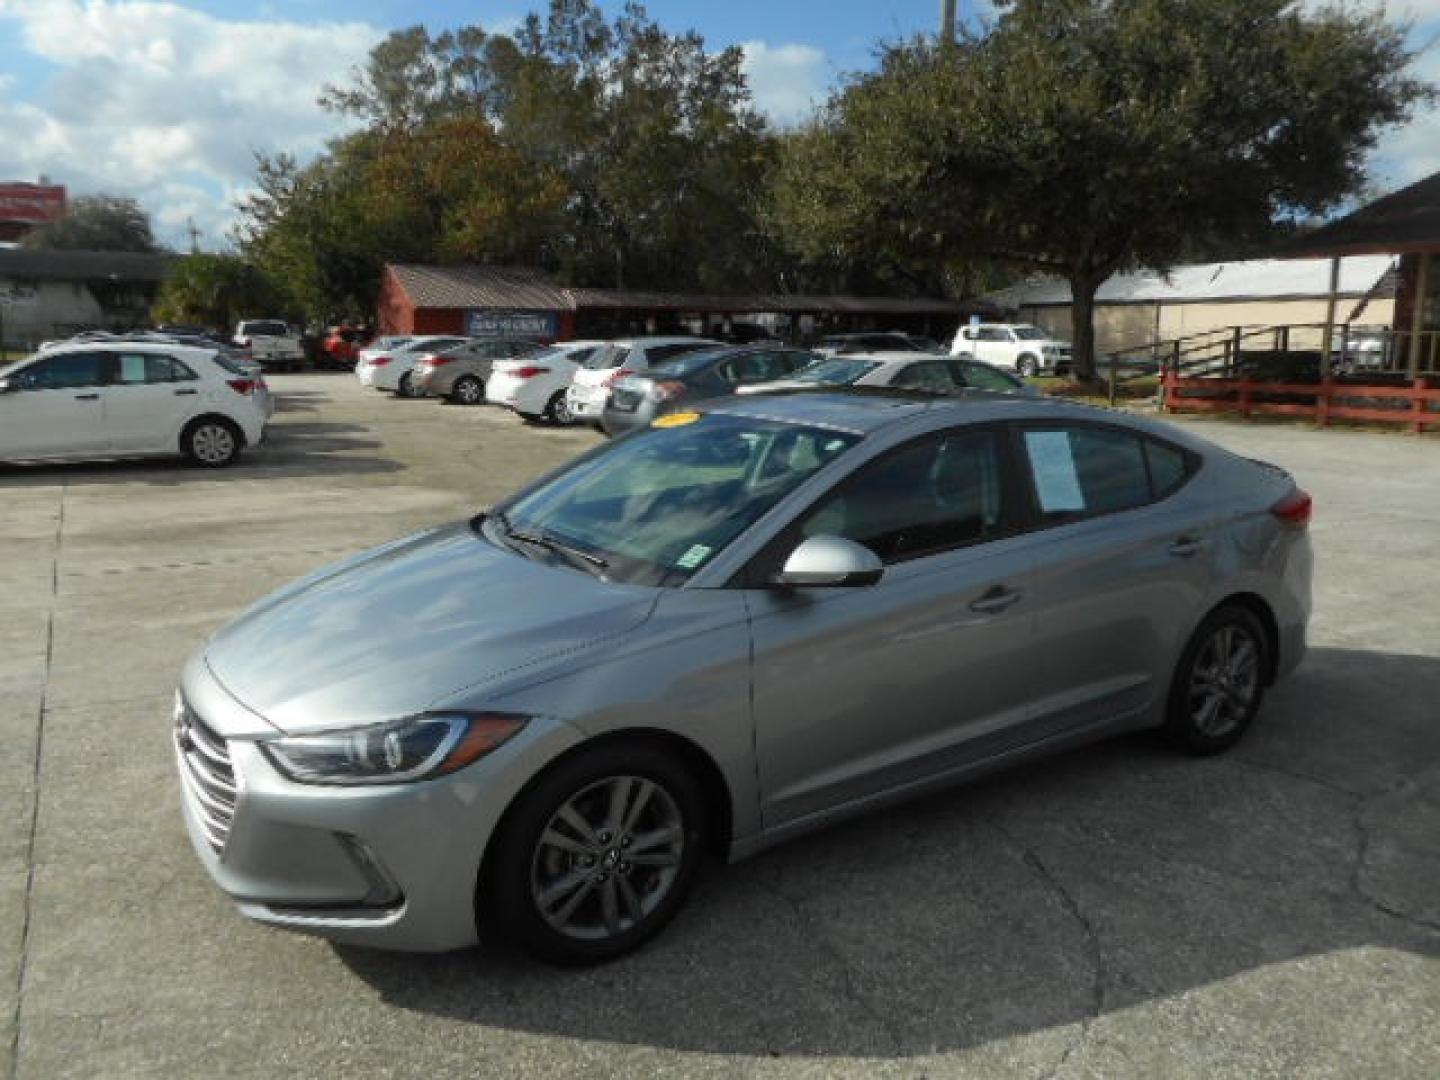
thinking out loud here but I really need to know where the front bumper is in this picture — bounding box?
[173,669,585,952]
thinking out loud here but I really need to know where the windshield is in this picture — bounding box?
[490,412,860,586]
[1012,326,1048,340]
[795,358,879,385]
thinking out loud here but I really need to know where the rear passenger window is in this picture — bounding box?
[1146,440,1188,496]
[1021,426,1191,522]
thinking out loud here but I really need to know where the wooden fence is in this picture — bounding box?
[1162,372,1440,433]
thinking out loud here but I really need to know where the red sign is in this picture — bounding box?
[0,184,67,224]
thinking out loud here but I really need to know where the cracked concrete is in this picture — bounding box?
[0,376,1436,1078]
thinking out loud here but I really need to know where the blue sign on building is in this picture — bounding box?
[466,309,559,339]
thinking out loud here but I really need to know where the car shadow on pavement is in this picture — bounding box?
[335,646,1439,1059]
[0,421,402,487]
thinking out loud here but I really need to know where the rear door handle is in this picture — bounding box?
[970,585,1023,614]
[74,393,100,401]
[1168,536,1203,558]
[174,388,198,396]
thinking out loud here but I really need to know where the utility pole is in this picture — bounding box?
[941,0,957,44]
[185,216,202,254]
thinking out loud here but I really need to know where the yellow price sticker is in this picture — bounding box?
[653,411,702,428]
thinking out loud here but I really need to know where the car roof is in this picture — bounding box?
[704,387,1122,434]
[40,341,220,359]
[607,336,721,348]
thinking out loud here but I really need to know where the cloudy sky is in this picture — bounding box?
[0,0,1437,249]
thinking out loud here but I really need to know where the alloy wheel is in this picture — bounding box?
[455,377,483,405]
[1186,624,1260,738]
[529,775,685,942]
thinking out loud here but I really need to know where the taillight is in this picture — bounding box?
[226,379,256,395]
[425,355,452,367]
[647,380,686,402]
[513,366,551,379]
[371,356,392,367]
[1270,489,1312,527]
[603,368,633,387]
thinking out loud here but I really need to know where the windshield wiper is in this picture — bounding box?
[507,524,610,579]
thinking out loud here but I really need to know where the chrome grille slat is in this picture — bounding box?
[175,700,237,853]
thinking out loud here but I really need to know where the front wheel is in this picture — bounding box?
[396,372,415,398]
[183,417,242,467]
[1017,354,1039,378]
[485,743,707,965]
[1164,605,1269,755]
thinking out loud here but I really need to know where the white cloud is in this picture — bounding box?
[740,41,829,127]
[0,0,382,247]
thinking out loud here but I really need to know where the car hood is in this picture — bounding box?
[204,523,659,733]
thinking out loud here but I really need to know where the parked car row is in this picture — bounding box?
[358,333,1038,435]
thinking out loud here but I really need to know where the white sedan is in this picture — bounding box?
[0,342,268,466]
[486,341,606,423]
[356,336,470,395]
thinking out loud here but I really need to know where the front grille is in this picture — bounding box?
[174,699,237,853]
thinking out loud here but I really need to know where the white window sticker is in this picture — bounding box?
[675,544,713,570]
[1024,431,1086,512]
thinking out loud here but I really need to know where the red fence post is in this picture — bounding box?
[1413,378,1427,435]
[1317,377,1332,429]
[1239,379,1252,419]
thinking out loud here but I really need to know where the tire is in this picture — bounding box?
[397,372,414,398]
[543,390,572,425]
[451,376,484,406]
[485,742,708,966]
[1164,605,1269,755]
[1017,354,1039,378]
[182,417,242,468]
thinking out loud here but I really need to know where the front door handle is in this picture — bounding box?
[970,585,1022,614]
[74,393,100,401]
[174,388,198,396]
[1168,536,1203,558]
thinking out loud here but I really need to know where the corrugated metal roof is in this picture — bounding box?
[0,248,175,282]
[1282,171,1440,257]
[388,263,967,315]
[389,264,576,310]
[982,255,1395,309]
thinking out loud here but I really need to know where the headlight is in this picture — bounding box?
[261,712,528,786]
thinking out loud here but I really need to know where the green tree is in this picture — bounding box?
[242,0,776,317]
[770,0,1431,379]
[151,254,284,332]
[21,194,159,253]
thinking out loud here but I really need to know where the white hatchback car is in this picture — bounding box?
[487,340,606,423]
[0,343,268,467]
[355,336,471,396]
[565,337,720,428]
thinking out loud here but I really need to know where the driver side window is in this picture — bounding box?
[799,429,1012,564]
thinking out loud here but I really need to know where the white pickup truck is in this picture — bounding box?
[950,323,1073,377]
[234,319,304,373]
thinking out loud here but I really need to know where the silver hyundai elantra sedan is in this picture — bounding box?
[175,390,1312,963]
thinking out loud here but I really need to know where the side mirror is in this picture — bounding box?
[773,535,883,588]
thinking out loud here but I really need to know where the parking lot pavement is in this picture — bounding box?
[1,375,1435,1079]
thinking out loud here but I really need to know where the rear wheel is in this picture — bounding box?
[397,372,415,398]
[1017,354,1039,378]
[486,743,707,965]
[543,390,573,425]
[1165,605,1269,755]
[451,376,484,406]
[183,417,242,467]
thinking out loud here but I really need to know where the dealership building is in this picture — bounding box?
[376,263,980,344]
